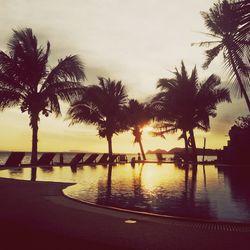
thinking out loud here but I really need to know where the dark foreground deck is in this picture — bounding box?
[0,178,249,250]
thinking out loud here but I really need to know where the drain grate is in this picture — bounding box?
[163,219,250,233]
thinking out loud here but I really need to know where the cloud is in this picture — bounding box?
[0,0,247,152]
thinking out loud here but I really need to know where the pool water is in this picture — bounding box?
[0,163,250,223]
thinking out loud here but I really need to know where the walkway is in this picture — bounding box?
[0,178,249,250]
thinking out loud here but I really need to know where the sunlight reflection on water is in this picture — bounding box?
[1,163,250,222]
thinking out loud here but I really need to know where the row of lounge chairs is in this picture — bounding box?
[1,152,168,168]
[0,152,127,168]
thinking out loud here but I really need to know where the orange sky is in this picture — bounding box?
[0,0,249,153]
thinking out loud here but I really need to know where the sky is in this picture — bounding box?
[0,0,249,153]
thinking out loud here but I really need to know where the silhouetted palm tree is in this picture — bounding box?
[152,61,231,162]
[125,99,152,160]
[192,0,250,111]
[0,28,85,167]
[68,77,128,159]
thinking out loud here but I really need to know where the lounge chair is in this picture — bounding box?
[118,154,128,163]
[70,153,85,166]
[83,153,98,165]
[97,154,109,164]
[36,153,56,166]
[156,153,166,162]
[109,154,119,164]
[2,152,25,167]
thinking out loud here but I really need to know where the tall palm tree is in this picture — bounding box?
[68,77,128,159]
[125,99,152,160]
[0,28,85,167]
[192,0,250,111]
[152,61,231,162]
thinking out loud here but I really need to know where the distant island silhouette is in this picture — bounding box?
[147,148,219,156]
[146,149,168,154]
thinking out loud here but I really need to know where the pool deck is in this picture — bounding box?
[0,178,249,250]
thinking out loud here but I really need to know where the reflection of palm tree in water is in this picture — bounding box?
[104,163,146,208]
[188,164,214,218]
[190,164,197,202]
[106,164,112,201]
[132,164,144,198]
[31,166,54,180]
[203,164,207,190]
[183,164,199,216]
[185,164,207,194]
[97,163,214,218]
[175,162,191,199]
[95,165,112,205]
[184,164,189,195]
[131,163,150,211]
[181,163,196,209]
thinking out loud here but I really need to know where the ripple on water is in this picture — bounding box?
[1,163,250,222]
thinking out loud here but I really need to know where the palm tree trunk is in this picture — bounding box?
[183,130,189,163]
[228,48,250,112]
[189,129,197,163]
[107,135,113,160]
[138,140,146,160]
[31,112,39,181]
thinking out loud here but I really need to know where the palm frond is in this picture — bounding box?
[189,66,198,86]
[0,87,22,110]
[7,28,50,91]
[42,55,85,91]
[213,87,231,104]
[67,101,103,126]
[202,74,221,89]
[157,78,177,90]
[41,81,85,103]
[200,10,222,36]
[47,94,61,116]
[191,40,221,47]
[203,44,223,69]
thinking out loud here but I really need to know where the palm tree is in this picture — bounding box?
[0,28,85,167]
[192,0,250,111]
[68,77,128,159]
[152,61,231,162]
[124,99,152,160]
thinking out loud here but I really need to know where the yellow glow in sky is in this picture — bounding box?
[0,0,249,153]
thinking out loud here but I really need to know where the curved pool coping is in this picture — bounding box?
[62,184,250,232]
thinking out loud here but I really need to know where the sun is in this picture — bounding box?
[143,126,154,133]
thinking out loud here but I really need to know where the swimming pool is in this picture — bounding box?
[0,163,250,223]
